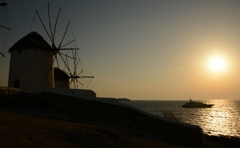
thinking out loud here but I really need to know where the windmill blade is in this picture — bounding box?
[36,10,53,44]
[59,51,75,59]
[78,70,83,76]
[85,78,93,89]
[0,2,7,6]
[0,24,10,30]
[79,76,94,79]
[75,79,78,88]
[58,51,73,76]
[60,39,76,48]
[64,54,71,75]
[60,47,79,50]
[69,78,74,87]
[52,6,61,46]
[58,21,70,48]
[48,3,53,41]
[77,79,83,86]
[73,57,80,73]
[0,52,4,57]
[0,1,10,57]
[69,76,75,87]
[69,74,82,89]
[73,79,76,89]
[71,49,77,77]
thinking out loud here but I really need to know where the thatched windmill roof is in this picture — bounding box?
[9,32,51,52]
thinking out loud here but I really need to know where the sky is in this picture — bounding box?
[1,0,240,100]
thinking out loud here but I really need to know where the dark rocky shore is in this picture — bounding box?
[1,91,240,147]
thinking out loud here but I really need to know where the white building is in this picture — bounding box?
[8,32,54,93]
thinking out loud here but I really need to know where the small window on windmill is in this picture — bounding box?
[14,79,20,88]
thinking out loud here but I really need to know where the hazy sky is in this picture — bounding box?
[1,0,240,100]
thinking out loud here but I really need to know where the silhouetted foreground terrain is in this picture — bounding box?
[1,92,240,147]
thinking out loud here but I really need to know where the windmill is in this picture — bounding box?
[8,3,93,92]
[0,1,10,58]
[31,3,94,89]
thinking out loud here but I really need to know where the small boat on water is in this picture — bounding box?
[182,99,214,108]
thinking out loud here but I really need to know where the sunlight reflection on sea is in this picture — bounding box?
[121,100,240,138]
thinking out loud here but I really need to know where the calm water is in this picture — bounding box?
[120,100,240,138]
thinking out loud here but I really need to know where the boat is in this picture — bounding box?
[182,98,214,108]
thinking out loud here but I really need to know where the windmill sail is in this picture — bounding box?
[0,1,10,58]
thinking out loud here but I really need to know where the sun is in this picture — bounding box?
[207,55,227,73]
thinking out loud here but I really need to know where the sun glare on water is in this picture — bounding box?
[207,54,227,73]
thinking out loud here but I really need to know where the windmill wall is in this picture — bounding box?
[8,49,54,92]
[54,67,69,88]
[8,32,54,93]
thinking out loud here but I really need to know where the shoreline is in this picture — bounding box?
[1,91,240,147]
[121,99,240,139]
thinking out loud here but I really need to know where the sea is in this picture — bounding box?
[120,100,240,138]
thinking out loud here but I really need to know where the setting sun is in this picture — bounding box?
[207,55,227,73]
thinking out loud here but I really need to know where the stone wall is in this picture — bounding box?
[0,86,21,96]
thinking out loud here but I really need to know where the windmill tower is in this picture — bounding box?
[8,32,54,92]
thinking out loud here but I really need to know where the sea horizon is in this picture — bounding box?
[121,100,240,138]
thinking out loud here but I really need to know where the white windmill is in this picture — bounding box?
[8,3,94,93]
[8,32,54,92]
